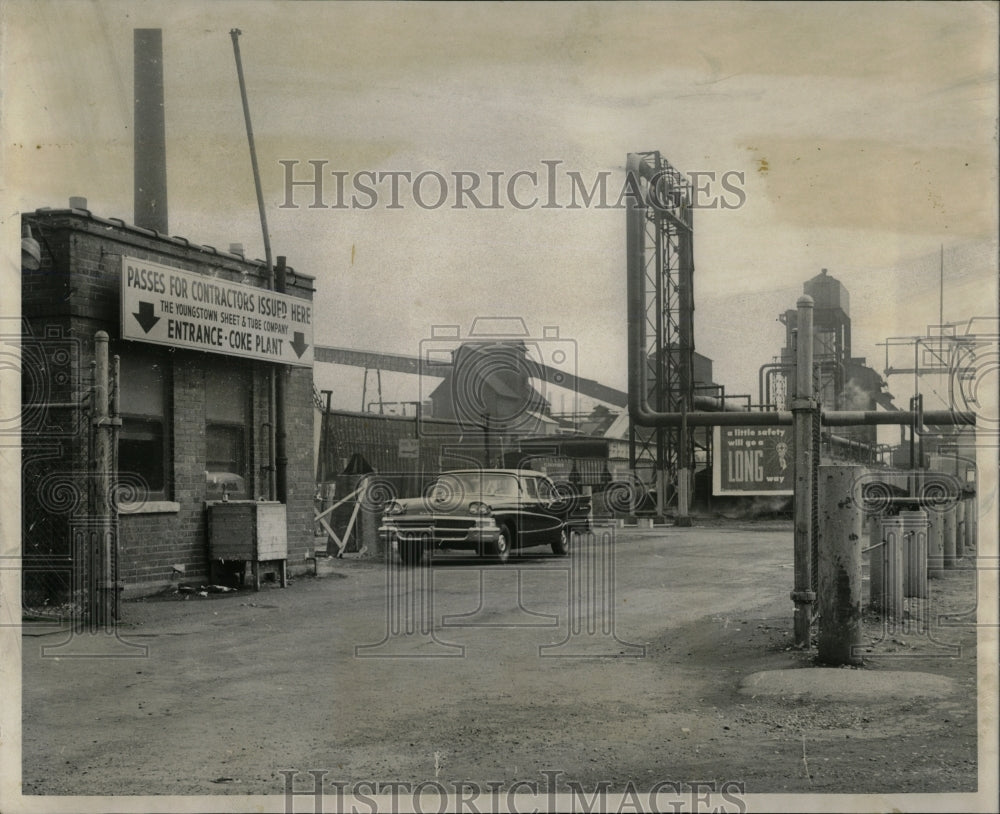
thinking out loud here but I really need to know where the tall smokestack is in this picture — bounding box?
[134,29,168,233]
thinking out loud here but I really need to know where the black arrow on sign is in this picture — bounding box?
[133,301,160,334]
[290,332,309,358]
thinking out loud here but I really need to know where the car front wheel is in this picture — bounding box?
[487,527,511,564]
[551,526,570,556]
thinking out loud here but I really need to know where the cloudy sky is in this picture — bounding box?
[2,0,997,414]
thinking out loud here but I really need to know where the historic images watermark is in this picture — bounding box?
[280,769,748,814]
[277,159,747,211]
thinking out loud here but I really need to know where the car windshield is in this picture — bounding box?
[431,472,520,500]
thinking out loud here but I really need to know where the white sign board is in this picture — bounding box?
[120,255,314,367]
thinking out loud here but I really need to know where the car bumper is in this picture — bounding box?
[379,518,502,548]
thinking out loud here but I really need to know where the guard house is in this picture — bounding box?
[20,201,316,602]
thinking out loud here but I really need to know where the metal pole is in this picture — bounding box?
[791,296,816,648]
[939,244,944,332]
[111,353,121,621]
[817,465,864,665]
[917,394,924,468]
[231,28,277,501]
[230,29,273,275]
[317,390,332,482]
[275,256,288,503]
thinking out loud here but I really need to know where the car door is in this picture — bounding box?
[526,476,563,540]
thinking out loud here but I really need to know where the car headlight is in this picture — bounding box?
[384,501,404,517]
[468,501,492,516]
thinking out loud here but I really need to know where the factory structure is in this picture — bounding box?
[17,32,978,612]
[760,268,895,465]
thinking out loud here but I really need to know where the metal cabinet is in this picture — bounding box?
[207,500,288,590]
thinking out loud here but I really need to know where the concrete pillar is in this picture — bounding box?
[360,502,381,557]
[817,465,864,666]
[870,516,903,619]
[900,510,928,598]
[867,514,881,609]
[943,505,957,569]
[676,467,692,527]
[967,495,977,553]
[927,508,945,579]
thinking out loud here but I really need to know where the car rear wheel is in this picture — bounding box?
[487,526,511,564]
[551,526,570,556]
[397,539,424,566]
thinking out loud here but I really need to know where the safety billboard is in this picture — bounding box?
[712,425,794,496]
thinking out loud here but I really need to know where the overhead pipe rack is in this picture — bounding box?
[625,151,976,649]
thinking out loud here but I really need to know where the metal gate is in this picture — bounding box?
[21,331,120,625]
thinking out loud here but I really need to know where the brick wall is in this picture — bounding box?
[22,208,316,601]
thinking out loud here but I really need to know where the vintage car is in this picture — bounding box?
[379,469,590,565]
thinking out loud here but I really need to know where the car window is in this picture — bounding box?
[522,478,538,499]
[447,472,520,498]
[429,475,461,502]
[535,478,555,501]
[482,476,517,497]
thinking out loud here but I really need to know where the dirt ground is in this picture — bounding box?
[18,521,990,811]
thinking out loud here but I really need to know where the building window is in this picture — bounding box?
[118,349,170,499]
[204,361,251,499]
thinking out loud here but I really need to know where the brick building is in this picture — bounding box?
[20,202,316,601]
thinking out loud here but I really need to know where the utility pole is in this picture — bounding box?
[231,28,277,501]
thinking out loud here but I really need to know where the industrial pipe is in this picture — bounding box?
[626,153,973,432]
